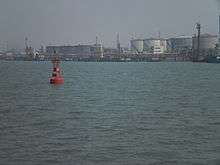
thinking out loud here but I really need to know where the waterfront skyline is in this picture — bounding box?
[0,0,219,49]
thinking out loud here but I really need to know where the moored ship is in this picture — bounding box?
[206,55,220,63]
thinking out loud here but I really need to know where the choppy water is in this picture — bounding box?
[0,61,220,165]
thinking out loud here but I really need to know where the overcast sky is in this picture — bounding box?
[0,0,219,49]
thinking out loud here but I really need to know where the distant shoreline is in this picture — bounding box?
[1,55,219,63]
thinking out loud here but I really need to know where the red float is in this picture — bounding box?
[50,57,64,84]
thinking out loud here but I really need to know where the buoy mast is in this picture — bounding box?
[50,57,64,84]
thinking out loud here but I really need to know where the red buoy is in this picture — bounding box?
[50,57,64,84]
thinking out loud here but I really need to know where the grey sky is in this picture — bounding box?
[0,0,219,49]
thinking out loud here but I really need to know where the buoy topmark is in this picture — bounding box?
[50,57,64,84]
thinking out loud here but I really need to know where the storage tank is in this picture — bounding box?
[169,36,192,53]
[130,39,144,54]
[193,34,218,50]
[143,39,155,53]
[143,38,168,54]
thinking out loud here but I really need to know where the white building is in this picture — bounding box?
[143,38,167,54]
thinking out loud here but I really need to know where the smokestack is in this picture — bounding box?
[117,33,121,54]
[193,23,201,62]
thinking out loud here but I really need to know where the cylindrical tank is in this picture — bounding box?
[130,39,144,53]
[193,34,218,50]
[143,39,155,53]
[169,36,192,53]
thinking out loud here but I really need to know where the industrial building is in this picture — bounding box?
[192,33,218,61]
[131,38,168,54]
[192,34,218,50]
[168,36,192,53]
[143,38,168,54]
[151,39,168,54]
[47,46,75,55]
[46,44,103,58]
